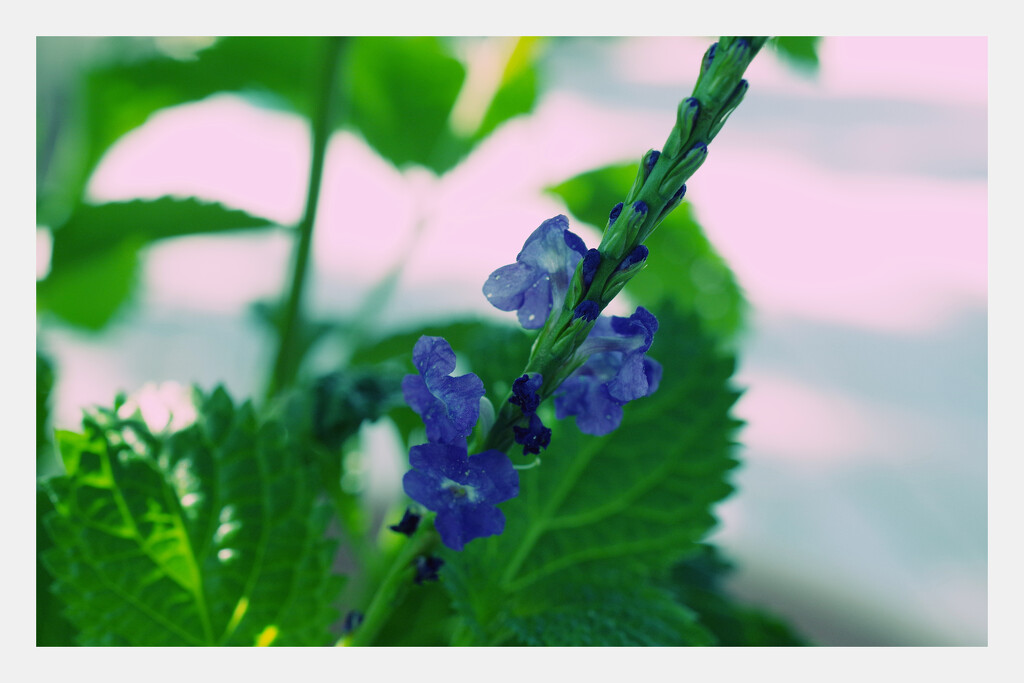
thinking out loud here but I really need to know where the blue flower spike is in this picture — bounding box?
[401,336,485,446]
[403,443,519,551]
[483,215,588,329]
[555,306,663,436]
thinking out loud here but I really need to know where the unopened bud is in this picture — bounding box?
[581,248,601,289]
[707,79,748,142]
[664,98,701,159]
[658,143,708,196]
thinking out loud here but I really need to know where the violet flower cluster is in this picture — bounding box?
[396,213,661,552]
[400,336,518,551]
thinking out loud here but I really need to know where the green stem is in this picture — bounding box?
[342,524,438,646]
[266,37,345,400]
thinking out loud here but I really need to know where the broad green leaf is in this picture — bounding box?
[36,238,139,330]
[38,489,78,646]
[548,163,747,342]
[37,37,324,225]
[498,570,712,646]
[666,544,807,646]
[41,387,343,646]
[38,198,277,330]
[49,197,278,270]
[770,36,822,74]
[345,37,466,174]
[442,307,743,645]
[469,37,543,143]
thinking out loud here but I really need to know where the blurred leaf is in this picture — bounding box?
[41,387,344,645]
[470,37,542,142]
[309,368,405,451]
[39,198,277,330]
[37,37,324,224]
[548,164,747,342]
[37,238,140,330]
[770,37,821,74]
[666,544,807,646]
[37,351,55,462]
[49,197,278,269]
[345,37,466,173]
[443,307,742,645]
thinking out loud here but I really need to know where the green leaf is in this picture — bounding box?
[41,387,343,646]
[38,197,277,330]
[36,237,140,330]
[470,37,543,143]
[38,37,324,225]
[38,489,78,646]
[548,164,747,342]
[770,37,822,74]
[499,569,713,646]
[443,307,742,645]
[49,197,278,270]
[345,37,466,174]
[667,544,807,646]
[37,351,55,463]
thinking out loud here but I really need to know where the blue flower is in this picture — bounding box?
[554,307,663,436]
[403,443,519,551]
[482,215,587,329]
[402,336,485,446]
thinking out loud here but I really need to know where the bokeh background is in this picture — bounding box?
[36,36,987,645]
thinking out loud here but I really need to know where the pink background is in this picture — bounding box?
[39,37,987,645]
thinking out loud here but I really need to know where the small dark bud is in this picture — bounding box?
[617,245,649,272]
[704,42,718,71]
[509,374,542,414]
[645,150,661,172]
[609,202,624,224]
[513,413,552,456]
[573,300,600,322]
[342,610,364,633]
[673,184,687,201]
[388,508,421,536]
[581,248,601,288]
[563,229,587,256]
[633,200,648,215]
[414,555,444,585]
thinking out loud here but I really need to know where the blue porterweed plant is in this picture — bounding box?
[37,36,813,647]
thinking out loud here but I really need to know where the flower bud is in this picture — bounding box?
[664,98,700,159]
[658,143,707,196]
[707,79,748,142]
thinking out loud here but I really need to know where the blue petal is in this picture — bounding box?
[435,504,506,551]
[555,376,623,436]
[483,215,585,329]
[403,337,485,445]
[516,275,553,329]
[606,350,650,403]
[403,468,450,512]
[466,449,519,502]
[482,262,537,312]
